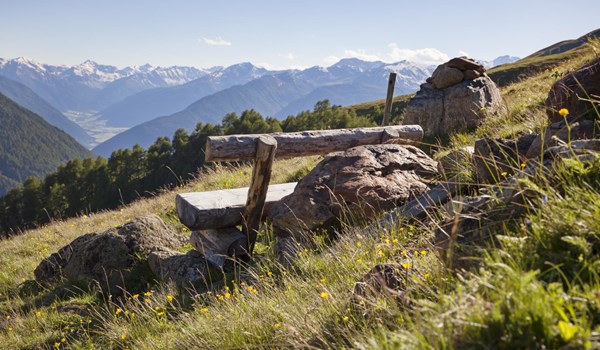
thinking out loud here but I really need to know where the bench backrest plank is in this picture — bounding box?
[205,125,423,162]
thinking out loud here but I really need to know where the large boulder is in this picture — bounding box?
[546,56,600,123]
[34,215,186,295]
[269,144,438,243]
[403,76,502,137]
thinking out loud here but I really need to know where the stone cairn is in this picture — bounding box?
[403,57,502,137]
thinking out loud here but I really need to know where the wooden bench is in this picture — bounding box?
[176,125,423,265]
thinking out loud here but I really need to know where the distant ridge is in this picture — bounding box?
[526,28,600,58]
[0,76,93,147]
[0,93,93,195]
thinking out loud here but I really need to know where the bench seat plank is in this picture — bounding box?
[176,182,297,230]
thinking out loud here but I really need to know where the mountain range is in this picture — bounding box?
[0,54,519,157]
[92,58,434,155]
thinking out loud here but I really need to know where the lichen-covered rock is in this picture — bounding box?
[269,144,438,242]
[148,248,219,291]
[402,76,502,137]
[546,56,600,123]
[34,215,186,295]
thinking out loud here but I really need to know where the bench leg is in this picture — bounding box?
[190,228,247,268]
[243,135,277,254]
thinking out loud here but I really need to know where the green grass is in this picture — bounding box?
[1,44,600,349]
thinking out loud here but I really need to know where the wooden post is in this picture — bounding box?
[243,135,277,254]
[382,72,397,126]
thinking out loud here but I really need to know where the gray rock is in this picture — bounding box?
[431,64,464,89]
[147,248,219,291]
[546,56,600,123]
[402,76,502,137]
[447,57,485,74]
[463,69,482,80]
[269,144,438,242]
[437,147,474,179]
[352,263,407,303]
[473,138,525,184]
[525,119,600,159]
[34,215,186,296]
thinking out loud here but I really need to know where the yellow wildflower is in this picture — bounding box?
[132,294,139,299]
[36,311,42,317]
[320,291,329,299]
[225,292,231,299]
[144,291,152,297]
[61,338,66,343]
[167,295,173,302]
[121,334,127,341]
[558,108,569,117]
[501,171,508,177]
[157,311,165,317]
[401,262,411,269]
[115,308,123,315]
[424,273,431,279]
[201,307,209,313]
[356,242,362,248]
[273,323,281,329]
[420,250,427,256]
[343,316,349,322]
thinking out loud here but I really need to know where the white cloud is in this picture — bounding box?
[387,44,449,65]
[322,55,340,65]
[278,52,296,60]
[458,50,470,57]
[201,37,232,46]
[342,49,381,62]
[322,44,450,66]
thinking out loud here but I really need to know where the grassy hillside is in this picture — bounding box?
[0,41,599,349]
[0,94,94,195]
[487,29,600,87]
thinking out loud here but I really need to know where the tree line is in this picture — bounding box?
[0,101,378,237]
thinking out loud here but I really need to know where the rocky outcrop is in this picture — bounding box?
[34,215,187,295]
[403,58,502,137]
[473,136,534,183]
[269,144,438,248]
[546,56,600,123]
[526,118,600,159]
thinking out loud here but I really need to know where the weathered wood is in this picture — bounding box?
[205,125,423,162]
[243,135,277,254]
[381,128,400,143]
[382,72,397,126]
[176,182,297,230]
[190,228,247,267]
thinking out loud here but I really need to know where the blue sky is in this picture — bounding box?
[2,0,599,69]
